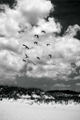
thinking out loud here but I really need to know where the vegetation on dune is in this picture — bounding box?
[0,85,80,104]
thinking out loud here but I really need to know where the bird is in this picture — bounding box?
[49,54,52,58]
[34,41,38,44]
[23,44,29,49]
[37,57,40,60]
[42,30,46,33]
[34,35,39,38]
[25,54,29,58]
[23,59,26,62]
[47,44,50,46]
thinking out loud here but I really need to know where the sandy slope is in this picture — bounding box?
[0,100,80,120]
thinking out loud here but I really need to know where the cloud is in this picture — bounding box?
[53,83,70,88]
[0,49,24,81]
[76,83,80,86]
[64,24,80,37]
[0,0,54,81]
[32,18,61,35]
[0,0,80,82]
[17,0,53,25]
[25,27,80,80]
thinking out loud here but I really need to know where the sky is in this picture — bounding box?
[0,0,80,91]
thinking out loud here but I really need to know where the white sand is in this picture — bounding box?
[0,100,80,120]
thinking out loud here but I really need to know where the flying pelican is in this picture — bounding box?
[47,44,50,46]
[34,41,38,44]
[37,57,40,60]
[49,54,52,58]
[23,44,29,49]
[34,35,39,38]
[25,54,29,58]
[42,30,46,33]
[23,59,26,62]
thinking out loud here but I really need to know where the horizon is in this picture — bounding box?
[0,84,80,93]
[0,0,80,92]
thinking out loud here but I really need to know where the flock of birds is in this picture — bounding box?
[22,32,52,63]
[0,30,52,63]
[22,43,52,62]
[22,39,79,74]
[0,32,78,71]
[0,30,51,62]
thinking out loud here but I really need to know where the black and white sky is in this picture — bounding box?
[0,0,80,91]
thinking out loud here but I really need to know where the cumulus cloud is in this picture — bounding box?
[0,0,80,82]
[17,0,53,25]
[64,24,80,37]
[0,0,54,81]
[53,83,70,88]
[76,83,80,86]
[73,76,80,80]
[32,18,61,35]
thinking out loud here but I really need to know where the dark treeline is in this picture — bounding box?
[46,90,80,94]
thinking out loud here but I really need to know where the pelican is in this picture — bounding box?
[23,59,26,62]
[37,57,40,60]
[34,41,38,44]
[34,35,39,38]
[25,54,29,58]
[47,44,50,46]
[49,54,52,58]
[42,30,46,33]
[23,44,29,49]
